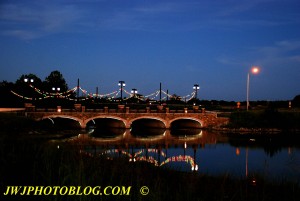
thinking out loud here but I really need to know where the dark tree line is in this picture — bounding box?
[0,70,69,107]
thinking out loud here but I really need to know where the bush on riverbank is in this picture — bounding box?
[227,110,300,130]
[0,113,36,135]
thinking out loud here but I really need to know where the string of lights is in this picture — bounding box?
[11,84,199,102]
[29,84,77,96]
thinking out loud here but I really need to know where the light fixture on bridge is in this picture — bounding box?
[118,81,125,100]
[24,78,34,83]
[129,158,136,162]
[24,78,34,103]
[193,84,200,99]
[52,87,61,91]
[131,88,138,97]
[191,164,198,171]
[118,81,126,87]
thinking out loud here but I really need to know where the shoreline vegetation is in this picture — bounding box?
[217,109,300,134]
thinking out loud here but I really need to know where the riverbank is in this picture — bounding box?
[211,127,300,134]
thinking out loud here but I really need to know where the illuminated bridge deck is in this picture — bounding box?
[25,107,229,129]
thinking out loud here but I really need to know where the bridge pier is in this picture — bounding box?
[80,124,87,129]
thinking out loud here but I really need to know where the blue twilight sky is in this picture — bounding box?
[1,0,300,101]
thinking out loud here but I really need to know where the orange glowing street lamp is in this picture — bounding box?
[247,66,260,111]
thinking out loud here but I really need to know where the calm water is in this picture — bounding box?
[54,129,300,182]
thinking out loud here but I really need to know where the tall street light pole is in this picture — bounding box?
[247,66,260,111]
[118,81,125,100]
[24,78,34,104]
[193,84,200,99]
[52,87,61,101]
[131,88,137,97]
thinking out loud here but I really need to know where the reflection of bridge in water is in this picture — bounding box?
[61,129,220,171]
[101,148,198,171]
[70,129,217,147]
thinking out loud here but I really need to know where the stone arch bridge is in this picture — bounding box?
[25,109,229,129]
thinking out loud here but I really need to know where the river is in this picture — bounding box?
[47,128,300,182]
[1,127,300,201]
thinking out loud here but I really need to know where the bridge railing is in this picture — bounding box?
[28,104,207,114]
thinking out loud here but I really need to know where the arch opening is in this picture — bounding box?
[170,119,202,136]
[131,118,166,137]
[86,118,126,138]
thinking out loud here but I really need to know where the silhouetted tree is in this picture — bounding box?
[43,70,68,92]
[292,95,300,107]
[14,74,43,104]
[15,74,43,87]
[0,80,19,107]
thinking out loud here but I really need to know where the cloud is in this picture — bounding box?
[0,1,85,40]
[255,40,300,62]
[1,0,299,39]
[2,29,40,40]
[216,39,300,72]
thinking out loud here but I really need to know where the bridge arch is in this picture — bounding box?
[40,115,83,128]
[129,116,167,129]
[85,116,128,129]
[169,117,204,129]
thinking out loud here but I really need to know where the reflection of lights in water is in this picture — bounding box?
[90,134,124,142]
[131,128,166,139]
[160,155,197,171]
[191,164,198,171]
[133,134,165,141]
[175,130,203,141]
[129,158,136,162]
[88,128,126,141]
[48,118,54,124]
[251,178,256,186]
[94,148,198,171]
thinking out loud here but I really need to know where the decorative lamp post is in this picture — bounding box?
[24,78,34,83]
[52,87,61,111]
[131,88,138,97]
[52,87,61,99]
[246,66,260,111]
[52,87,61,92]
[118,81,126,100]
[193,84,200,99]
[24,78,34,103]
